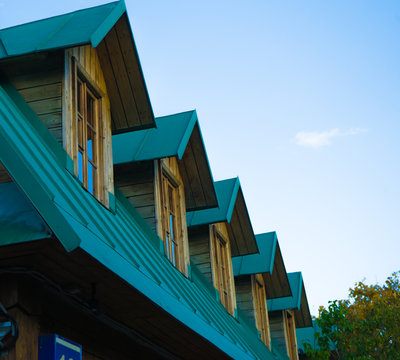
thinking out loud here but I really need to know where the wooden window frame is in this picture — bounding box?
[212,226,234,315]
[283,309,299,360]
[72,59,105,203]
[160,166,183,271]
[252,274,271,348]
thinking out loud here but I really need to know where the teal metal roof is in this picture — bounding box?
[0,182,51,245]
[0,1,156,131]
[113,110,197,163]
[268,272,303,311]
[0,79,276,359]
[112,110,218,211]
[232,232,277,275]
[268,272,312,328]
[0,1,124,58]
[186,178,259,256]
[232,232,292,299]
[187,178,239,226]
[296,321,317,353]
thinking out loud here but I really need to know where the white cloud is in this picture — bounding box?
[294,128,367,149]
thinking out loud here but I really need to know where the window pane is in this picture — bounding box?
[87,93,95,127]
[87,132,95,162]
[77,80,83,115]
[169,215,174,240]
[78,118,84,148]
[165,235,170,260]
[87,161,94,195]
[172,242,176,266]
[78,151,83,182]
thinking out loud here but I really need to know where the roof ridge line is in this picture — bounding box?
[226,177,240,223]
[177,110,197,160]
[91,0,126,47]
[269,232,278,274]
[35,13,75,51]
[134,127,153,160]
[0,1,120,33]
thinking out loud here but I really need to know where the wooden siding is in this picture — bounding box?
[0,52,63,144]
[0,275,170,360]
[188,225,212,282]
[269,311,288,355]
[178,123,217,211]
[96,14,154,131]
[114,161,156,232]
[269,310,299,360]
[235,275,256,326]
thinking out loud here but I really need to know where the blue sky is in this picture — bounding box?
[2,0,400,315]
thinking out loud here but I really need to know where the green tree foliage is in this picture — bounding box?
[304,272,400,359]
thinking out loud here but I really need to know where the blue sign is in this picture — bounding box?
[38,334,82,360]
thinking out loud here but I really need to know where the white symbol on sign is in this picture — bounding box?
[59,356,74,360]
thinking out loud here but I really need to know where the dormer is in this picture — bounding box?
[232,232,292,348]
[112,110,218,275]
[186,177,259,315]
[0,1,155,207]
[268,272,312,360]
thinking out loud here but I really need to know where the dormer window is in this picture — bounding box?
[253,274,271,348]
[161,171,181,267]
[76,75,101,197]
[64,49,113,207]
[212,225,235,315]
[156,158,189,275]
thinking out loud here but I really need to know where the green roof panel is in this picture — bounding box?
[268,272,303,311]
[113,110,197,163]
[232,232,277,275]
[0,1,123,58]
[187,178,239,226]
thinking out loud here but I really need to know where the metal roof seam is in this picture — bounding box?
[35,13,75,51]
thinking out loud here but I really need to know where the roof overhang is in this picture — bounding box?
[0,1,155,132]
[113,110,218,211]
[231,232,291,299]
[0,240,237,359]
[267,272,312,328]
[0,181,51,244]
[187,178,259,256]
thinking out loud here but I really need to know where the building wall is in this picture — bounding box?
[0,275,165,360]
[0,52,64,184]
[114,161,157,232]
[188,225,212,282]
[235,275,256,326]
[270,311,288,355]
